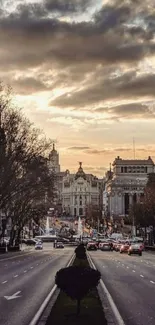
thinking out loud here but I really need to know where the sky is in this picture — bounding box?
[0,0,155,177]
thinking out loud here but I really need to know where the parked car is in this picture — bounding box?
[128,244,142,256]
[56,242,64,248]
[86,242,98,251]
[120,242,130,253]
[35,242,43,250]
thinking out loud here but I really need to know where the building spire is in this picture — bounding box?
[79,161,82,168]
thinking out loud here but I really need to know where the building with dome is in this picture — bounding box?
[61,162,100,217]
[48,145,102,217]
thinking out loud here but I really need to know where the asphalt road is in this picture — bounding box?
[89,250,155,325]
[0,244,74,325]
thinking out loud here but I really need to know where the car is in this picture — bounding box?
[100,242,112,251]
[128,244,142,256]
[35,242,43,250]
[114,241,125,252]
[56,242,64,248]
[120,242,130,253]
[86,242,98,251]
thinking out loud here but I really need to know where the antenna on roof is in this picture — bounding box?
[133,137,136,159]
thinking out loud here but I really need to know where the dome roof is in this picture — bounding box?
[75,162,86,180]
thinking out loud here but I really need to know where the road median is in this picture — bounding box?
[33,245,108,325]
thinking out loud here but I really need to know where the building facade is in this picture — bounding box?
[103,156,154,218]
[62,162,100,217]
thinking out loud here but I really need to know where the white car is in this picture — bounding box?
[35,242,43,250]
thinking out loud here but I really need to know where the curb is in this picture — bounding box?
[28,253,75,325]
[87,253,125,325]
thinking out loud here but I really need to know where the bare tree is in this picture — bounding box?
[0,84,55,244]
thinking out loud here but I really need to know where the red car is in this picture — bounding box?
[120,242,130,253]
[114,241,125,251]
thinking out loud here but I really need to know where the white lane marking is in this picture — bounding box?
[4,291,22,300]
[30,266,33,269]
[87,254,125,325]
[14,275,18,278]
[150,281,155,284]
[140,275,144,278]
[126,266,129,269]
[132,270,136,272]
[2,281,7,284]
[24,270,27,273]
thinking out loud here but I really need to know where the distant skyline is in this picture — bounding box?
[0,0,155,176]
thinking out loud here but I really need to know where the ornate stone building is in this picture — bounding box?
[103,156,154,218]
[47,145,102,217]
[62,162,100,217]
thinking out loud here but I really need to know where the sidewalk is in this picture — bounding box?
[0,245,34,260]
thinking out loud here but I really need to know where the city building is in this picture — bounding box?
[48,143,60,173]
[103,156,155,218]
[61,162,100,217]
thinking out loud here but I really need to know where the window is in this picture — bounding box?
[121,167,123,173]
[145,167,147,173]
[79,208,83,215]
[124,167,127,173]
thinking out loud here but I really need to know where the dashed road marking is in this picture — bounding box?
[14,275,18,278]
[140,275,144,278]
[126,266,129,269]
[30,266,33,269]
[24,270,27,273]
[132,270,136,272]
[150,281,155,284]
[2,281,7,284]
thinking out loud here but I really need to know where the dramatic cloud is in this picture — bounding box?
[1,0,155,175]
[50,71,155,110]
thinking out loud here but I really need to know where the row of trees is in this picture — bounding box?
[0,84,55,246]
